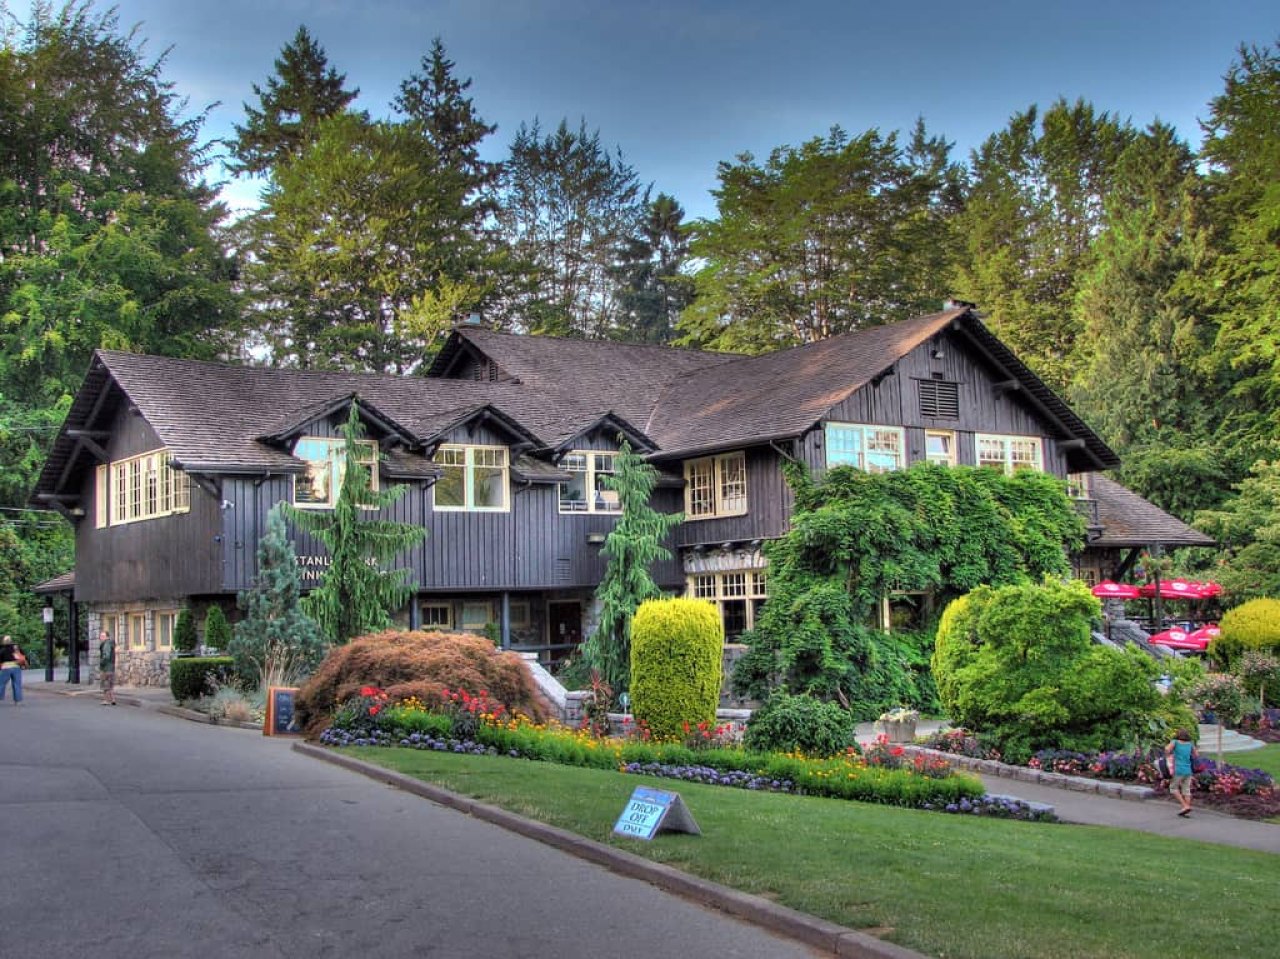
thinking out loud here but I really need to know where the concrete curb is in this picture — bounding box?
[294,742,927,959]
[907,746,1157,801]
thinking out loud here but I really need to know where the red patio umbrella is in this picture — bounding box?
[1138,578,1203,600]
[1193,581,1224,598]
[1091,581,1141,599]
[1185,624,1221,646]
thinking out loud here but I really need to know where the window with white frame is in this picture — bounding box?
[95,464,109,529]
[1066,472,1091,498]
[155,611,177,651]
[687,570,768,641]
[976,434,1043,475]
[825,423,904,473]
[108,450,190,526]
[293,436,378,509]
[559,451,621,513]
[433,445,509,512]
[683,451,747,518]
[924,430,956,466]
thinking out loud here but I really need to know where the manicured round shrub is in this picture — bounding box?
[931,578,1167,763]
[630,597,723,740]
[1212,598,1280,670]
[743,691,856,756]
[296,630,547,736]
[169,656,235,702]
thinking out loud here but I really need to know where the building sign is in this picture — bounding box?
[295,554,382,584]
[612,786,701,840]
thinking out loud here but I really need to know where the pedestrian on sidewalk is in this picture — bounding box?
[1166,728,1199,817]
[0,635,27,703]
[98,629,117,705]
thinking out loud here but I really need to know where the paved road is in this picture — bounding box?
[4,694,820,959]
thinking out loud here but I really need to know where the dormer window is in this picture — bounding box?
[433,444,509,512]
[559,451,621,513]
[293,437,378,509]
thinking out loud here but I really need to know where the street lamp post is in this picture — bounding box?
[42,603,54,682]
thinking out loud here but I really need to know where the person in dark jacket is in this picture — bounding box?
[98,629,117,705]
[0,634,27,703]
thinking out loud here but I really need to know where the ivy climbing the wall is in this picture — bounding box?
[731,462,1087,719]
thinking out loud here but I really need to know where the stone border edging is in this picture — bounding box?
[293,741,928,959]
[907,746,1156,800]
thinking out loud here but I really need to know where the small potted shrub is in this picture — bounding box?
[878,706,920,744]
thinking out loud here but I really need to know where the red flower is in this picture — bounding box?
[369,705,381,716]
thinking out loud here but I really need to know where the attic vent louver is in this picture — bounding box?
[919,379,959,419]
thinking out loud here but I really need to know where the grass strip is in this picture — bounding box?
[341,745,1278,959]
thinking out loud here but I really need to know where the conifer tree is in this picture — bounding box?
[284,404,426,644]
[203,605,231,652]
[231,504,325,687]
[173,608,197,655]
[229,25,359,176]
[577,439,682,693]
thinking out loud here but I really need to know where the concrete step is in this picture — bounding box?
[1196,724,1266,753]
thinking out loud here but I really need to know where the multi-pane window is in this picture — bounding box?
[108,451,190,526]
[127,612,147,651]
[918,379,960,419]
[433,445,509,512]
[683,452,747,518]
[559,451,620,513]
[924,430,956,466]
[825,423,904,473]
[976,434,1043,475]
[1066,472,1091,498]
[420,603,452,629]
[293,437,378,509]
[460,602,492,634]
[156,611,177,651]
[687,570,768,641]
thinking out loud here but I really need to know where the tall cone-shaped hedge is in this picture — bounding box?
[630,597,723,739]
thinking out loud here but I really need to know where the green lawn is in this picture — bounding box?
[1234,742,1280,779]
[343,746,1279,959]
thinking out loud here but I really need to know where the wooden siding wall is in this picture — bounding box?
[674,446,794,548]
[222,417,683,594]
[819,332,1070,476]
[73,406,222,603]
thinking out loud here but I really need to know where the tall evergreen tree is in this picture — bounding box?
[1195,41,1280,459]
[680,123,962,353]
[231,504,325,687]
[283,405,425,644]
[492,118,647,337]
[228,25,358,177]
[952,99,1135,389]
[611,193,695,344]
[577,440,682,693]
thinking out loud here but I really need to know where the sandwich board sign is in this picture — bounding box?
[264,686,301,736]
[613,786,701,840]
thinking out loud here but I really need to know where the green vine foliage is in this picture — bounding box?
[732,463,1086,719]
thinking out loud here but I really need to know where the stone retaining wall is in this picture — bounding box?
[906,746,1156,801]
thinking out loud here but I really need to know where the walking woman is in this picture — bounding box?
[1165,728,1199,817]
[0,634,28,704]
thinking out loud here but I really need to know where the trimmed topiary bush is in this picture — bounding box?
[743,691,856,756]
[169,656,235,702]
[630,597,723,740]
[203,605,231,653]
[296,630,547,737]
[173,608,197,656]
[931,578,1170,763]
[1211,598,1280,670]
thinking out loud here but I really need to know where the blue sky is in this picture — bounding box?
[7,0,1276,220]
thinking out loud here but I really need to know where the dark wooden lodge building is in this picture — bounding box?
[32,307,1212,685]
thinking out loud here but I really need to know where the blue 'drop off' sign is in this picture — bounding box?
[613,785,701,840]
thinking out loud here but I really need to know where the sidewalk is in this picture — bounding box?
[20,674,1279,854]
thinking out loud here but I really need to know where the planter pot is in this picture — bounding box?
[884,719,918,743]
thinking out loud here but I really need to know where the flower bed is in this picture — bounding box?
[318,687,1056,821]
[921,728,1280,819]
